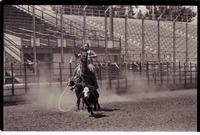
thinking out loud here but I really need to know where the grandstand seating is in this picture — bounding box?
[67,15,197,63]
[4,5,197,64]
[36,6,197,63]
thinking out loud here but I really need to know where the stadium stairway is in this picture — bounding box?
[4,34,34,84]
[14,5,84,38]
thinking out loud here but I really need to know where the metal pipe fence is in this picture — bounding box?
[142,61,197,87]
[4,61,127,96]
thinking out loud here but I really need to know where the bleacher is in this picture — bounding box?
[63,14,197,63]
[24,5,197,63]
[4,5,197,64]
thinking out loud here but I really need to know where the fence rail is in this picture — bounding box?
[142,61,197,87]
[4,61,127,96]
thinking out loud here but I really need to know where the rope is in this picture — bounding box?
[57,85,73,112]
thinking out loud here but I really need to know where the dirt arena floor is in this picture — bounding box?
[4,88,197,131]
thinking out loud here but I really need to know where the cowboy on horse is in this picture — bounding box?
[72,43,99,91]
[69,43,100,111]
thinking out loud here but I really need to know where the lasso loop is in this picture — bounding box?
[58,86,73,112]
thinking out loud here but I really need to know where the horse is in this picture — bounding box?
[68,75,84,110]
[69,50,101,113]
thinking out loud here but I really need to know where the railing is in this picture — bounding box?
[4,63,28,96]
[15,5,105,39]
[143,61,197,87]
[4,61,128,96]
[4,36,21,62]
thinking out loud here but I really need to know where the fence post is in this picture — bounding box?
[37,66,39,84]
[190,62,192,84]
[141,18,145,66]
[157,19,160,62]
[56,8,58,26]
[146,62,149,83]
[185,22,188,68]
[59,62,63,86]
[184,63,187,88]
[167,62,169,84]
[154,63,156,84]
[173,21,176,65]
[195,64,197,84]
[49,62,52,84]
[24,62,27,94]
[179,62,181,84]
[160,63,163,84]
[139,61,142,73]
[108,62,112,89]
[11,63,15,96]
[99,63,102,88]
[117,67,120,89]
[173,62,175,84]
[42,9,44,19]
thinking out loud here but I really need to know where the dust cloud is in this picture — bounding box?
[27,69,170,111]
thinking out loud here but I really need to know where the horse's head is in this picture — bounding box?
[80,49,88,65]
[83,87,90,99]
[69,80,75,87]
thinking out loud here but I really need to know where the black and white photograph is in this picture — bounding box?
[2,5,197,131]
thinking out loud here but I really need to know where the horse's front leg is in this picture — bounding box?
[93,101,97,111]
[75,91,81,111]
[81,99,85,110]
[84,98,94,116]
[76,98,80,110]
[97,100,101,110]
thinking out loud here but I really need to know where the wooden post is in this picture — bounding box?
[173,62,175,84]
[160,63,163,84]
[184,63,187,88]
[179,62,181,84]
[154,63,156,84]
[173,21,176,65]
[99,63,102,87]
[167,62,169,84]
[108,62,112,89]
[195,64,197,84]
[59,62,62,86]
[157,19,160,62]
[49,62,52,84]
[105,11,109,62]
[117,67,120,89]
[139,61,142,72]
[142,18,145,67]
[83,7,86,44]
[125,13,128,64]
[11,63,15,96]
[37,66,39,84]
[190,62,192,84]
[110,6,114,40]
[24,62,27,94]
[146,62,149,84]
[32,5,37,82]
[60,6,64,64]
[185,22,188,69]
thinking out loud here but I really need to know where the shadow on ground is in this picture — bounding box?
[100,108,120,112]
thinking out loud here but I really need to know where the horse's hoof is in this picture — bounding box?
[91,111,94,116]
